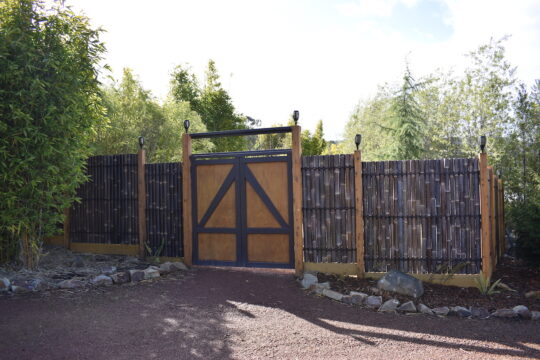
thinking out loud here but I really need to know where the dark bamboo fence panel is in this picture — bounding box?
[69,154,139,245]
[363,158,482,274]
[145,162,183,258]
[302,155,356,263]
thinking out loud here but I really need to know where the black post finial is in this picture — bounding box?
[480,135,487,153]
[183,119,190,133]
[355,134,362,150]
[138,136,144,149]
[292,110,299,125]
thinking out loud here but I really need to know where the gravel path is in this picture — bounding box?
[0,267,539,359]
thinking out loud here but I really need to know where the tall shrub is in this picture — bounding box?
[0,0,106,267]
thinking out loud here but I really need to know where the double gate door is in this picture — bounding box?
[192,150,294,268]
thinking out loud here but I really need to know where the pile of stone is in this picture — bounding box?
[299,270,540,321]
[0,246,188,295]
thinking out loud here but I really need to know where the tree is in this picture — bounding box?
[302,120,327,156]
[171,60,248,152]
[93,68,212,162]
[386,65,426,159]
[0,0,106,267]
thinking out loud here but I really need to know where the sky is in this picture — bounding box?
[68,0,540,140]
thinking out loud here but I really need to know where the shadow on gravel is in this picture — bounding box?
[0,267,539,359]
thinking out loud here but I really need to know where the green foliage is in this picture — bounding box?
[387,65,426,159]
[171,60,248,152]
[475,271,502,296]
[0,0,106,266]
[93,68,212,161]
[302,120,327,156]
[253,119,327,155]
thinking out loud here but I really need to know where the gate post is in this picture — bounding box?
[354,136,364,277]
[137,140,147,259]
[182,133,193,266]
[479,149,492,278]
[292,125,303,276]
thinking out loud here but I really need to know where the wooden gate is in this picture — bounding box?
[191,150,293,268]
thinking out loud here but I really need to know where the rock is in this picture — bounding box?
[451,306,472,318]
[418,304,434,315]
[525,290,540,299]
[397,301,417,313]
[377,270,424,298]
[470,306,490,319]
[313,282,330,294]
[58,279,86,289]
[322,289,344,301]
[29,278,56,291]
[94,254,110,262]
[72,255,85,268]
[341,295,353,304]
[369,287,380,295]
[91,275,113,286]
[531,311,540,321]
[379,299,400,313]
[492,309,518,319]
[129,269,145,283]
[99,266,117,275]
[110,272,130,284]
[349,291,368,305]
[0,278,10,292]
[432,306,450,316]
[10,285,30,294]
[300,273,318,289]
[170,262,188,271]
[365,295,383,308]
[513,305,531,319]
[158,262,173,274]
[143,267,160,280]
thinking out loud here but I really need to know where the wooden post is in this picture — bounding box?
[182,133,193,267]
[498,178,504,257]
[489,168,496,267]
[354,150,364,277]
[500,180,506,256]
[137,148,147,259]
[479,153,492,278]
[63,208,70,249]
[292,125,303,276]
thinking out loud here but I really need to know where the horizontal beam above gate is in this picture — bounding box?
[191,149,291,159]
[190,126,293,139]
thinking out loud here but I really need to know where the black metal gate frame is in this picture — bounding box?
[191,149,294,268]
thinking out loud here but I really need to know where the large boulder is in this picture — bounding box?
[532,311,540,321]
[377,270,424,298]
[170,262,188,271]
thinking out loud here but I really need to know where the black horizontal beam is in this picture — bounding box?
[190,126,293,139]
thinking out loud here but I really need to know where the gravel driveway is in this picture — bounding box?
[0,267,539,359]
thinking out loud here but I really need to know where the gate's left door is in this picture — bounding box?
[192,157,241,266]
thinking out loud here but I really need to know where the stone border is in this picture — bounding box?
[299,272,540,321]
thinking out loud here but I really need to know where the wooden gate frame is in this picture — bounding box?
[182,126,304,275]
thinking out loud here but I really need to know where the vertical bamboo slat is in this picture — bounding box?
[137,149,147,258]
[354,150,364,276]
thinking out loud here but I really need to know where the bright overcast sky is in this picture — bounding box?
[69,0,540,140]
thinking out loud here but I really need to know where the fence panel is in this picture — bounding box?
[69,154,139,245]
[302,154,356,263]
[145,162,183,258]
[363,158,482,274]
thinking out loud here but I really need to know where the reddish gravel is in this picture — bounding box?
[0,267,539,360]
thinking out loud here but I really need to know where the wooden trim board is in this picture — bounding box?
[70,243,139,256]
[304,262,480,287]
